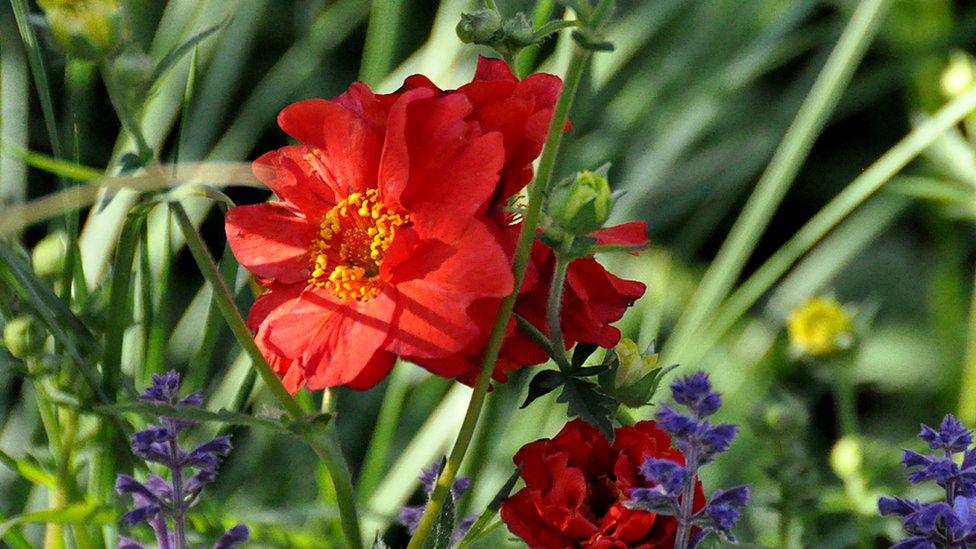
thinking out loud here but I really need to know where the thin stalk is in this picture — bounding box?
[695,85,976,368]
[170,202,364,549]
[546,251,573,370]
[405,43,592,549]
[960,265,976,424]
[833,368,859,437]
[674,449,700,549]
[663,0,891,367]
[168,438,188,549]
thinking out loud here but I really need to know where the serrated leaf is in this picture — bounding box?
[521,370,564,409]
[422,486,456,549]
[557,378,616,439]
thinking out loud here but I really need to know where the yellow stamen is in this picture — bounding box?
[309,188,407,301]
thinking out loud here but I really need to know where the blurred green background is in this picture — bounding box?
[4,0,976,547]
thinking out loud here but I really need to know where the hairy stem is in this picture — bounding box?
[405,43,592,549]
[546,244,573,370]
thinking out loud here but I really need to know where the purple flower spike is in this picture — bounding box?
[117,371,246,548]
[630,371,748,548]
[880,414,976,546]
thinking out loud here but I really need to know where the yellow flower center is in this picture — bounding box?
[309,189,407,301]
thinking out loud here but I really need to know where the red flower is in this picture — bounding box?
[500,419,705,549]
[225,66,549,391]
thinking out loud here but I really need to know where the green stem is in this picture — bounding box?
[662,0,890,367]
[170,202,364,549]
[833,368,859,437]
[960,263,976,424]
[546,251,573,371]
[99,64,154,163]
[405,44,592,549]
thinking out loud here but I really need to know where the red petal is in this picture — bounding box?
[264,286,397,388]
[384,221,513,358]
[252,147,337,215]
[473,55,518,83]
[277,99,384,198]
[592,222,649,253]
[225,203,316,284]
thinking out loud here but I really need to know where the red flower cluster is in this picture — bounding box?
[501,419,704,548]
[225,57,647,391]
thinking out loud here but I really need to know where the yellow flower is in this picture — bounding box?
[787,297,853,358]
[613,338,659,388]
[38,0,123,59]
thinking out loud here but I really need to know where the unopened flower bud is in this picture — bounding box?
[830,436,863,480]
[3,315,46,359]
[597,338,669,408]
[613,338,657,388]
[548,170,613,235]
[941,50,976,99]
[786,296,853,358]
[32,231,67,279]
[456,9,502,44]
[38,0,125,60]
[502,12,535,48]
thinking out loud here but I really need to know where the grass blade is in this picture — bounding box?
[663,0,891,366]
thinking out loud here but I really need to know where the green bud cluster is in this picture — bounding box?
[456,10,541,59]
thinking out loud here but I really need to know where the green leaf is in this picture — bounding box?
[149,20,228,90]
[455,468,520,549]
[521,369,564,409]
[94,401,291,431]
[0,502,114,539]
[422,485,456,549]
[571,342,599,370]
[557,377,617,439]
[0,449,57,488]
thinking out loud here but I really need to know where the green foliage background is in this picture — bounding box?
[3,0,976,547]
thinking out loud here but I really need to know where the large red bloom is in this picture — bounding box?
[500,419,705,549]
[225,58,563,392]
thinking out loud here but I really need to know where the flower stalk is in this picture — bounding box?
[405,39,593,549]
[171,203,364,549]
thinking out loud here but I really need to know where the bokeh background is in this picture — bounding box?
[3,0,976,547]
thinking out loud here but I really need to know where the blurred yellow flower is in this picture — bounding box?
[38,0,123,59]
[786,297,853,358]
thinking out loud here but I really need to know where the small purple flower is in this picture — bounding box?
[213,524,250,549]
[627,371,749,549]
[880,414,976,547]
[117,370,248,548]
